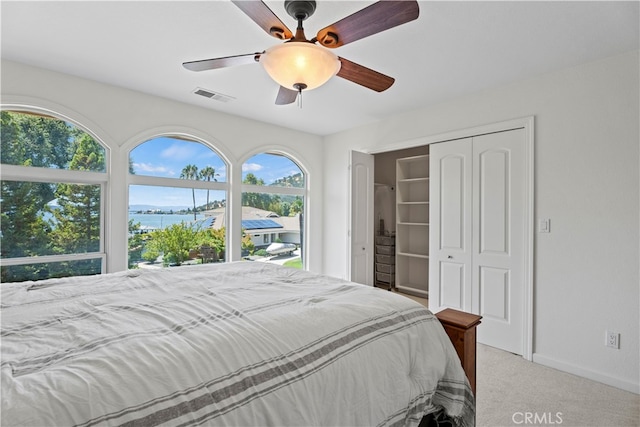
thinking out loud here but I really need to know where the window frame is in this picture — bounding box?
[127,134,230,263]
[0,109,108,273]
[241,150,308,269]
[0,110,313,276]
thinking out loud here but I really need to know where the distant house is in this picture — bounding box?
[200,206,301,249]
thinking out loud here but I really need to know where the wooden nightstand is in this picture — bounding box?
[435,308,482,395]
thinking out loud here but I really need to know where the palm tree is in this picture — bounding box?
[180,164,199,220]
[199,166,219,210]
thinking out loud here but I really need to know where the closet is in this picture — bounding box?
[373,146,429,295]
[366,117,532,357]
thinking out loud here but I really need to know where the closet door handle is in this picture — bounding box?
[447,255,453,259]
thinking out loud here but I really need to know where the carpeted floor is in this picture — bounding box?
[476,343,640,427]
[393,291,639,426]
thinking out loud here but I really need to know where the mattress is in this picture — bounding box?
[1,262,474,426]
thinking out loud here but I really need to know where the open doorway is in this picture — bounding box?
[373,145,430,305]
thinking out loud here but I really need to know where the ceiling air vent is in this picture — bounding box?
[193,88,234,103]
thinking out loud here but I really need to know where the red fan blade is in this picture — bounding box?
[316,0,419,48]
[337,57,395,92]
[232,0,294,40]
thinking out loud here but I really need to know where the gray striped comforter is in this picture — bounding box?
[1,262,474,427]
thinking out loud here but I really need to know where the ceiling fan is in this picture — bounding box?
[183,0,420,105]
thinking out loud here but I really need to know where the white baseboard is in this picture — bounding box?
[532,353,640,395]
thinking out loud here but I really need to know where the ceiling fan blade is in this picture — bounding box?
[337,57,395,92]
[316,0,419,48]
[231,0,293,40]
[183,53,261,72]
[276,86,298,105]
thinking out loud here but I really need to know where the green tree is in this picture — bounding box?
[266,195,283,215]
[1,175,53,258]
[128,219,144,268]
[49,134,104,259]
[0,177,54,282]
[0,112,73,240]
[0,111,23,166]
[149,222,198,266]
[199,166,219,210]
[180,164,199,220]
[290,197,303,215]
[0,111,75,281]
[136,224,230,267]
[1,111,73,169]
[196,227,226,260]
[241,229,255,255]
[242,173,274,211]
[128,156,136,174]
[243,172,262,186]
[141,236,161,263]
[281,201,291,217]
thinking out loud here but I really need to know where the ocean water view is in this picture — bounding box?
[129,213,205,230]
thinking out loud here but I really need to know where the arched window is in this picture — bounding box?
[0,110,107,282]
[242,152,306,269]
[128,136,228,268]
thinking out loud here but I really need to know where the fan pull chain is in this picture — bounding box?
[294,83,307,109]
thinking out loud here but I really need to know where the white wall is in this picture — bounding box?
[322,51,640,393]
[1,60,325,274]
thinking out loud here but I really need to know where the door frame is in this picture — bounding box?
[362,116,534,360]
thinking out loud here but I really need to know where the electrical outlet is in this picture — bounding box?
[606,331,620,349]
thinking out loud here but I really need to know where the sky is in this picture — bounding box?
[128,136,303,208]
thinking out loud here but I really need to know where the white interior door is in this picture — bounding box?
[472,129,526,354]
[349,150,374,285]
[429,129,527,356]
[429,138,473,312]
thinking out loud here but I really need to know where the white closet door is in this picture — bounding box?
[472,130,525,354]
[429,138,473,312]
[429,129,526,355]
[350,150,374,285]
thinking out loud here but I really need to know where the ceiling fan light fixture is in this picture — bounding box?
[260,42,341,91]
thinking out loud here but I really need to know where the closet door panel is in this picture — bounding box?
[479,266,510,321]
[472,129,525,355]
[439,261,465,309]
[440,155,466,250]
[429,138,472,312]
[478,149,509,255]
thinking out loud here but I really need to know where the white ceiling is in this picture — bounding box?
[1,1,638,136]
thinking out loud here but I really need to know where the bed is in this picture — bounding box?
[1,262,474,426]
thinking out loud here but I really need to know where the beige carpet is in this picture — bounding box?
[392,292,639,426]
[476,344,640,427]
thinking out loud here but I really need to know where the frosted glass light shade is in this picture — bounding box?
[260,42,341,91]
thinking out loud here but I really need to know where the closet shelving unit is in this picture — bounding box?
[396,154,429,298]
